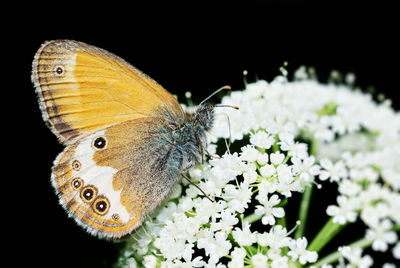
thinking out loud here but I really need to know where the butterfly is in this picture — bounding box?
[32,40,230,239]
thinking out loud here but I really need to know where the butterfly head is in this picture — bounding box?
[193,103,215,132]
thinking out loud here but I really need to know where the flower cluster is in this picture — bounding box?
[117,67,400,267]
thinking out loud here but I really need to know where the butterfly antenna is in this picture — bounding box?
[181,173,215,202]
[199,85,231,106]
[214,104,239,110]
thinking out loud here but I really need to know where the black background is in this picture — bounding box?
[4,1,399,267]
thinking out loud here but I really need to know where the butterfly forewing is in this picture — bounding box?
[32,40,183,144]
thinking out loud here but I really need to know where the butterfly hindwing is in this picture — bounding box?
[52,117,182,239]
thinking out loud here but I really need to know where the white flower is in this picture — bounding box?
[129,260,139,268]
[270,255,289,268]
[382,263,396,268]
[210,210,238,235]
[260,164,276,178]
[232,221,257,246]
[257,225,290,249]
[242,167,258,184]
[270,151,285,165]
[223,181,252,213]
[393,242,400,259]
[250,130,275,149]
[257,153,269,165]
[143,255,157,268]
[240,145,260,163]
[291,155,320,182]
[326,195,359,224]
[156,202,178,223]
[255,194,285,225]
[197,230,232,265]
[251,253,268,268]
[357,183,386,209]
[319,158,348,182]
[366,219,398,251]
[340,246,373,268]
[276,164,294,183]
[182,256,205,267]
[194,198,225,224]
[338,179,361,197]
[154,226,187,260]
[360,202,390,228]
[279,133,308,159]
[228,247,246,268]
[312,115,335,141]
[288,237,318,264]
[211,152,245,182]
[275,163,300,197]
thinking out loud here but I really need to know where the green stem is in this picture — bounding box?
[308,217,347,252]
[294,185,313,239]
[312,238,371,267]
[312,224,400,267]
[272,141,280,152]
[244,213,262,224]
[276,216,286,228]
[310,138,318,157]
[294,138,318,239]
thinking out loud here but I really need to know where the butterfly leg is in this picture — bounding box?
[180,173,214,202]
[205,149,221,159]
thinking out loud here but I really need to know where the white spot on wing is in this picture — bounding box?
[72,130,130,223]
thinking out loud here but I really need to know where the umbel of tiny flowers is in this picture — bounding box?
[117,66,400,268]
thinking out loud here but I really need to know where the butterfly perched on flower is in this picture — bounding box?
[32,40,230,239]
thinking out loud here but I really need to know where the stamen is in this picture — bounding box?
[243,70,248,86]
[311,180,322,189]
[287,220,301,236]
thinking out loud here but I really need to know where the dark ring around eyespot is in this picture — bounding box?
[92,195,110,215]
[54,65,65,76]
[72,160,81,171]
[80,185,98,203]
[92,136,107,150]
[71,177,83,190]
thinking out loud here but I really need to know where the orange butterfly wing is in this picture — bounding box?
[52,117,180,239]
[33,40,188,239]
[32,39,183,144]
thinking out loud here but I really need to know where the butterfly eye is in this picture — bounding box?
[93,196,110,215]
[71,177,83,190]
[92,136,107,150]
[80,185,97,203]
[54,65,65,76]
